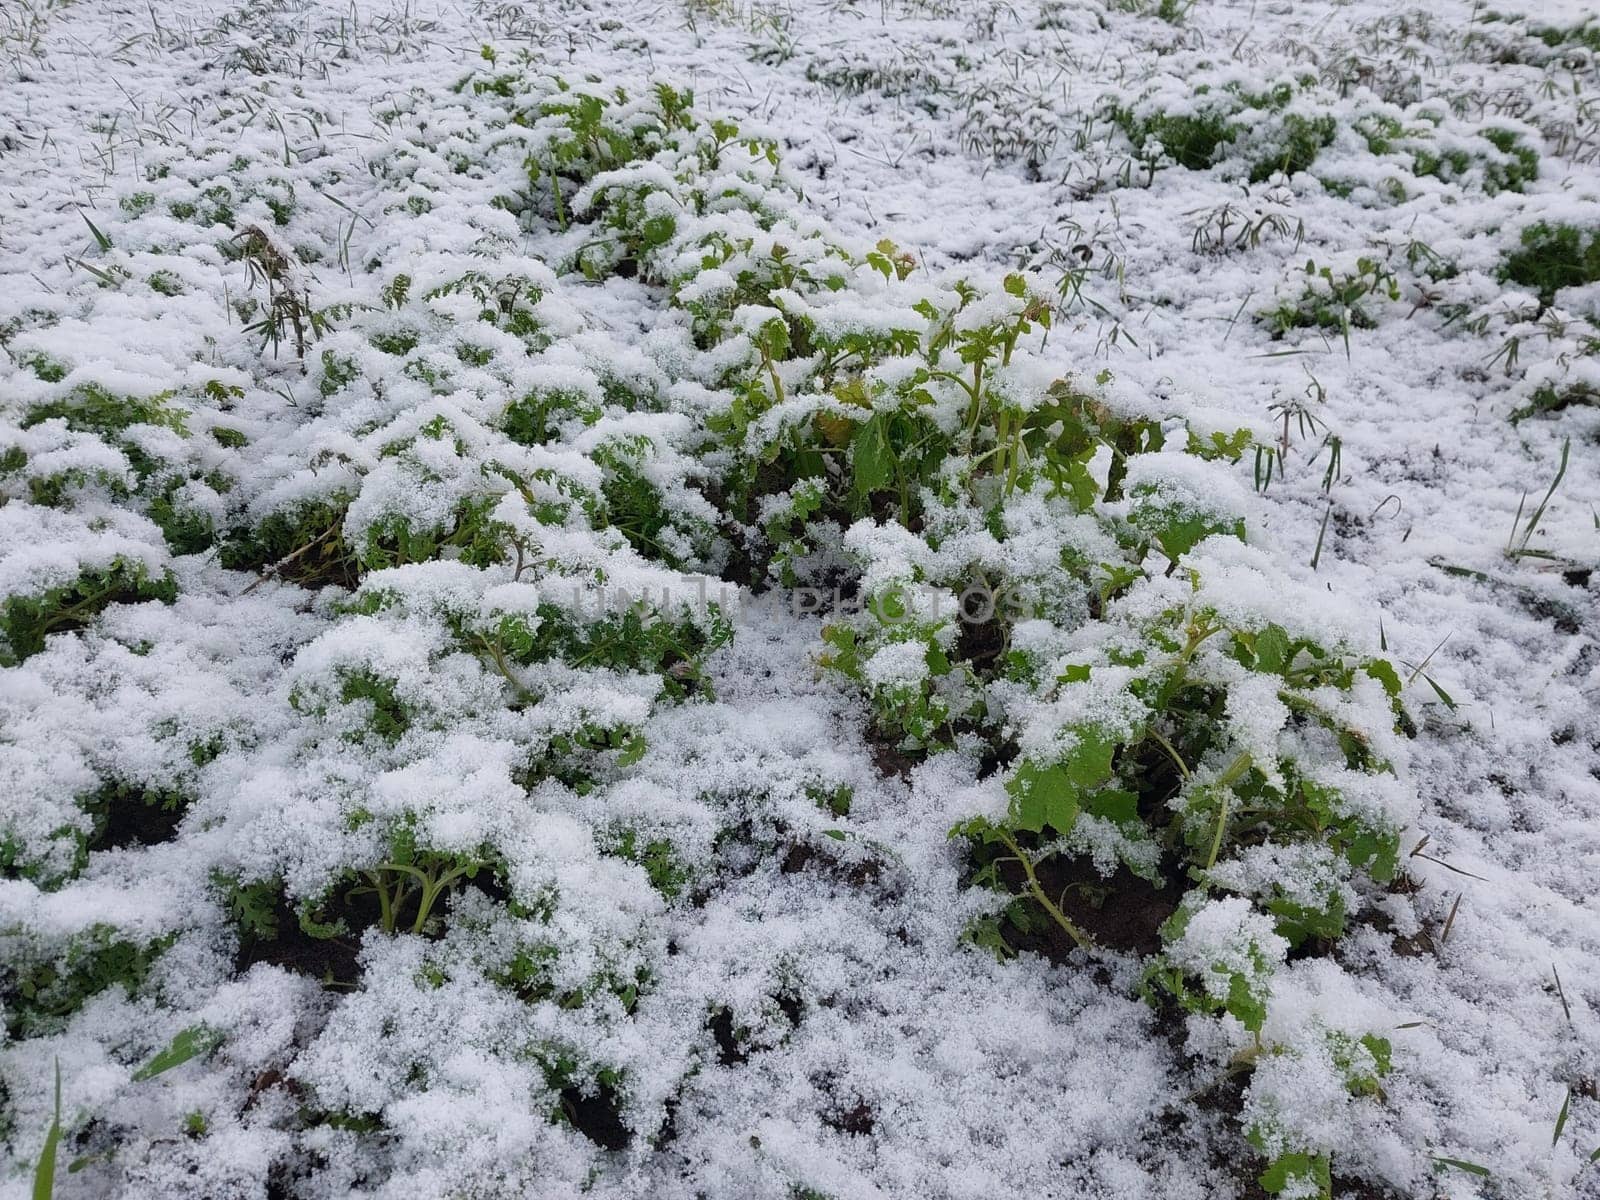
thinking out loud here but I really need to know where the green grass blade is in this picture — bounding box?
[33,1060,61,1200]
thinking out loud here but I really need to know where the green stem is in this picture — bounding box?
[548,158,567,231]
[1202,752,1254,871]
[410,865,471,934]
[368,870,397,935]
[1147,728,1191,781]
[764,350,786,407]
[995,830,1093,950]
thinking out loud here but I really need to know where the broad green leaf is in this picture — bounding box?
[1060,728,1115,789]
[1048,453,1099,512]
[1007,761,1080,835]
[1225,971,1267,1033]
[1254,624,1291,674]
[851,415,895,494]
[1260,1151,1331,1196]
[1084,788,1139,825]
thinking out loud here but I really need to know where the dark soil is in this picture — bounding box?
[708,1007,748,1067]
[955,612,1006,670]
[706,991,804,1068]
[560,1080,630,1150]
[995,856,1184,959]
[94,796,186,850]
[822,1100,876,1137]
[778,839,897,896]
[867,731,918,779]
[235,889,380,988]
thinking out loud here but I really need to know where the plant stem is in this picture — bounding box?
[1148,727,1191,780]
[995,830,1093,950]
[1202,752,1254,871]
[368,870,397,934]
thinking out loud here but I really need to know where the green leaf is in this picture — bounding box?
[1259,1151,1330,1196]
[1555,1088,1571,1146]
[1363,659,1402,698]
[1254,624,1291,674]
[1359,1033,1393,1077]
[1046,452,1099,512]
[616,734,648,768]
[1060,727,1115,789]
[1224,971,1267,1033]
[1159,513,1214,560]
[79,209,113,252]
[1084,788,1139,825]
[850,414,895,495]
[33,1060,61,1200]
[1433,1157,1492,1177]
[641,214,675,248]
[133,1026,220,1082]
[1007,761,1080,835]
[1420,672,1457,711]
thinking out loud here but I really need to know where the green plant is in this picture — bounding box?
[5,927,176,1038]
[1112,80,1336,183]
[1260,257,1401,354]
[32,1060,61,1200]
[235,224,331,359]
[1502,223,1600,305]
[1506,437,1571,562]
[1,562,177,667]
[352,851,486,936]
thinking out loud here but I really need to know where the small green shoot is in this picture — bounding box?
[33,1059,62,1200]
[1506,438,1570,562]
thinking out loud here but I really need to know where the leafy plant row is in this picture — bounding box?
[0,53,1431,1197]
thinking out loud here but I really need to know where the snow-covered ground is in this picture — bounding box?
[2,0,1599,1197]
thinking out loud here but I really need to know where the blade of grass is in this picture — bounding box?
[1508,437,1571,559]
[78,209,112,252]
[32,1059,61,1200]
[1310,502,1333,570]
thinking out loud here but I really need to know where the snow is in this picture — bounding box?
[2,0,1599,1198]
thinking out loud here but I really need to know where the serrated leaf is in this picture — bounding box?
[617,734,648,768]
[1060,727,1115,789]
[851,414,895,495]
[1007,761,1080,835]
[1254,624,1291,674]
